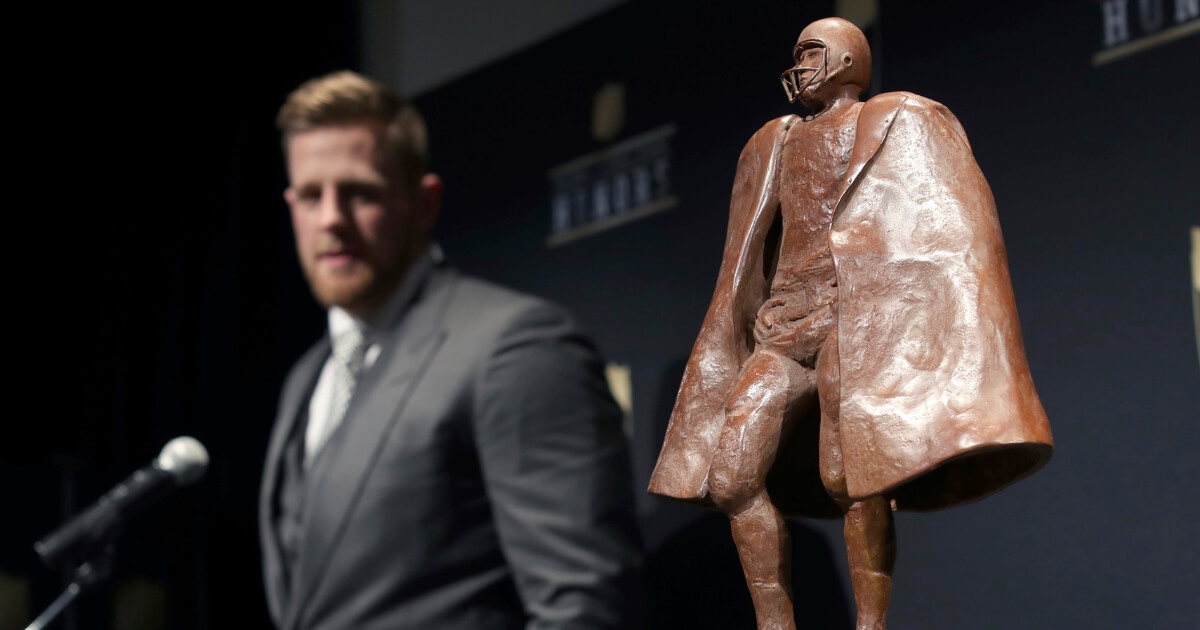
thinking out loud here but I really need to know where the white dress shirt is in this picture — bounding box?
[303,245,441,465]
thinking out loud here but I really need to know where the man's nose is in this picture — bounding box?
[316,188,350,229]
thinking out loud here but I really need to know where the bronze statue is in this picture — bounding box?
[648,17,1053,630]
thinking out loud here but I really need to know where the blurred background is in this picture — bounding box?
[4,0,1197,628]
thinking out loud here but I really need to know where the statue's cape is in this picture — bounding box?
[648,92,1053,514]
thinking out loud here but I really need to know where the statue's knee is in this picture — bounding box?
[708,471,756,514]
[724,385,762,418]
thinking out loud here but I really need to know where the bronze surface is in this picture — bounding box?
[648,17,1053,630]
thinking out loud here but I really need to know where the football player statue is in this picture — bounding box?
[648,17,1053,630]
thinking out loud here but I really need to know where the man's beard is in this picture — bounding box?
[304,257,404,315]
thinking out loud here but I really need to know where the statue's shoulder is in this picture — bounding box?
[859,91,943,129]
[860,91,967,142]
[738,115,800,162]
[863,91,949,114]
[841,92,967,190]
[750,114,800,142]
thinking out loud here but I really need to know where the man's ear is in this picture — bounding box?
[283,187,297,208]
[417,173,443,230]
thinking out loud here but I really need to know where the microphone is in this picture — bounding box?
[34,436,209,568]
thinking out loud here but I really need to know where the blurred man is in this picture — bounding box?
[259,71,643,630]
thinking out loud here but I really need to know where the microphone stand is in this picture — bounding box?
[26,545,116,630]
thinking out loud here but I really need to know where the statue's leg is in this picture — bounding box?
[709,348,816,630]
[817,333,897,630]
[843,496,895,630]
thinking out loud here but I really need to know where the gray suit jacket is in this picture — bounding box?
[259,261,644,629]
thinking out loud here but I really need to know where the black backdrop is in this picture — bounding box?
[5,3,359,628]
[4,1,1197,629]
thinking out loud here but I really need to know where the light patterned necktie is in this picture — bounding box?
[306,325,367,465]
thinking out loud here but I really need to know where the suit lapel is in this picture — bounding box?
[259,340,328,624]
[286,267,457,629]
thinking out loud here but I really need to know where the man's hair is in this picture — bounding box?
[277,70,430,186]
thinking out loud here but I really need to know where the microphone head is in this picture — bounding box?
[156,437,209,485]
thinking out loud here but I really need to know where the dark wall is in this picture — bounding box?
[416,0,1199,628]
[4,3,358,628]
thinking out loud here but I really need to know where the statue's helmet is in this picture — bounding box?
[780,17,872,107]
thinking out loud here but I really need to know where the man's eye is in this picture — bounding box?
[346,186,382,204]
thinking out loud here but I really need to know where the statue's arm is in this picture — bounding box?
[647,116,797,500]
[703,116,798,362]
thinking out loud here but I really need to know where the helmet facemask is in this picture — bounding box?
[780,41,828,104]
